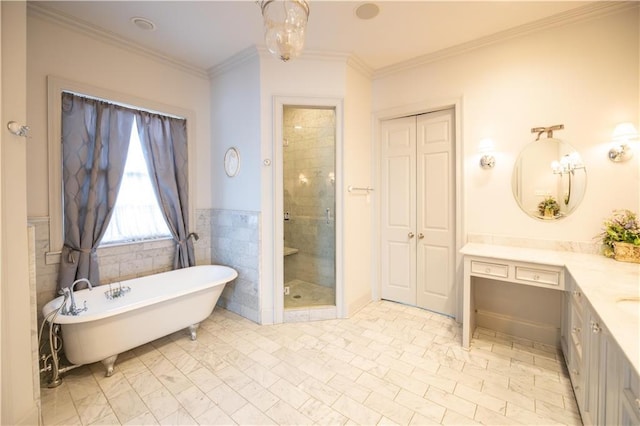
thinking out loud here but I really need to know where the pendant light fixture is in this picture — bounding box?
[260,0,310,62]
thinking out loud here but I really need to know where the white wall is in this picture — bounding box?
[210,52,262,212]
[1,2,39,424]
[260,54,348,321]
[210,51,375,322]
[343,63,374,315]
[26,11,212,218]
[373,8,640,243]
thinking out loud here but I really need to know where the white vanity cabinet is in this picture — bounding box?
[562,273,586,407]
[461,243,640,425]
[564,282,639,426]
[620,356,640,425]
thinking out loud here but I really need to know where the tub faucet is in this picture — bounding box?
[61,278,93,316]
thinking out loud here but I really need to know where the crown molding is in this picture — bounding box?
[374,1,638,80]
[209,46,373,80]
[27,2,209,80]
[208,46,261,79]
[346,54,374,79]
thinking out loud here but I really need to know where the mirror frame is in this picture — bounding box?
[512,137,587,221]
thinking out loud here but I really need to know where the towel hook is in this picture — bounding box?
[7,121,30,138]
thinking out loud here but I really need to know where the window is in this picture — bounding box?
[46,76,195,263]
[100,119,171,245]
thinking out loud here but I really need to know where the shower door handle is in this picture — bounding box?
[326,208,331,224]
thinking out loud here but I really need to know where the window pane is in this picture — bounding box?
[101,120,171,245]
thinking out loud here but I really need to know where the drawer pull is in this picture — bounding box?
[591,321,601,334]
[515,266,559,286]
[471,261,508,278]
[573,327,581,333]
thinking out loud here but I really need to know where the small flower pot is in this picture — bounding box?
[613,242,640,264]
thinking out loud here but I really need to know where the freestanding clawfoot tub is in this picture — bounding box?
[42,265,237,378]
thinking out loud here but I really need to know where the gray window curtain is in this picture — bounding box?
[136,112,195,268]
[58,92,135,290]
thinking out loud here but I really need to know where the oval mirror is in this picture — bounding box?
[512,138,587,220]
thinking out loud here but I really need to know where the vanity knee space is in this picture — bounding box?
[461,243,640,425]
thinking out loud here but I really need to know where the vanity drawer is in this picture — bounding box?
[471,261,508,278]
[515,266,560,286]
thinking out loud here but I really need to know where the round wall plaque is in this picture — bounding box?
[224,147,240,177]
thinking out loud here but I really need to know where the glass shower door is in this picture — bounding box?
[282,106,336,309]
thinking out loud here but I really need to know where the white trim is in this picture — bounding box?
[372,97,465,321]
[373,1,637,79]
[28,3,208,80]
[272,96,344,324]
[46,76,197,259]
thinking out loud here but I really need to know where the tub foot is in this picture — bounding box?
[101,355,118,377]
[188,323,200,341]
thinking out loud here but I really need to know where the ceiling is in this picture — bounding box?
[32,1,594,73]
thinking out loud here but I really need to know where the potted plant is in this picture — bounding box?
[538,196,560,218]
[598,209,640,263]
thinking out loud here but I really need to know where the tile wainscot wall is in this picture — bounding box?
[30,208,260,325]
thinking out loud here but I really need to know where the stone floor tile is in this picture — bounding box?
[109,388,149,423]
[158,407,197,425]
[394,389,445,423]
[140,387,181,421]
[123,411,159,425]
[299,397,348,425]
[174,385,217,419]
[266,399,313,425]
[425,387,477,419]
[230,403,273,425]
[206,383,248,415]
[332,395,382,425]
[39,302,580,426]
[195,405,237,425]
[363,391,414,424]
[268,378,311,409]
[237,380,280,412]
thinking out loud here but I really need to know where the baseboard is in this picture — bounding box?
[12,405,40,426]
[346,293,372,318]
[476,309,560,347]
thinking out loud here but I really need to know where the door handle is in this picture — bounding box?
[418,233,424,239]
[408,232,415,239]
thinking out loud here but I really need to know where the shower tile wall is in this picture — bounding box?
[283,108,335,289]
[29,208,247,324]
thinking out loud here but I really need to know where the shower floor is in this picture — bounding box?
[284,279,335,308]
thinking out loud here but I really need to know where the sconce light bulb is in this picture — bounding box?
[479,154,495,169]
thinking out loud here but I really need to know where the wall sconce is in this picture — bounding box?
[259,0,309,62]
[551,152,584,175]
[478,138,495,169]
[608,122,638,162]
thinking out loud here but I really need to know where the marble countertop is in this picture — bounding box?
[461,242,640,376]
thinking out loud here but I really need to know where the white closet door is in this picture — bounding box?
[416,109,455,315]
[380,109,455,316]
[380,116,417,305]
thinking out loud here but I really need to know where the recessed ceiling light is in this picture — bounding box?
[355,3,379,20]
[130,17,156,31]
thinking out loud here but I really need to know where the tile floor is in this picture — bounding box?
[40,301,582,425]
[284,280,335,309]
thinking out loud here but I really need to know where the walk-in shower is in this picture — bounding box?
[283,106,336,309]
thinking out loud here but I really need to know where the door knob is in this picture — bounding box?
[418,233,424,239]
[408,232,415,239]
